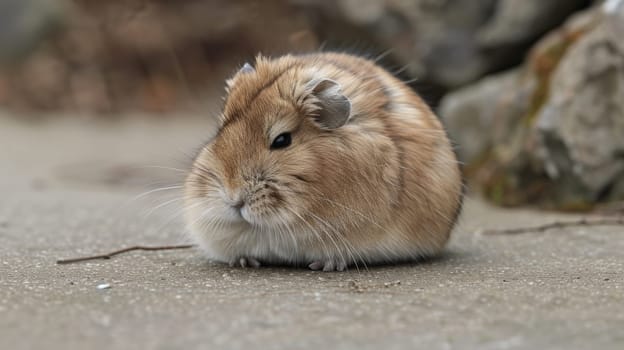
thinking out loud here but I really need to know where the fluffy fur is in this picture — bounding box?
[184,52,463,271]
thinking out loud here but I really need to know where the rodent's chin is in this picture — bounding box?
[239,206,283,228]
[239,206,254,225]
[190,201,288,230]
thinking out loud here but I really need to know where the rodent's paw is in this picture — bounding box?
[228,257,262,268]
[308,259,347,272]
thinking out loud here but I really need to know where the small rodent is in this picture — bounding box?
[184,52,463,271]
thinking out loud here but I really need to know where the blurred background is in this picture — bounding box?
[1,0,623,212]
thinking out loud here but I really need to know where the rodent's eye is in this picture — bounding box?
[270,132,292,150]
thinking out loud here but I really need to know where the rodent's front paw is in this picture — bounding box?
[228,257,262,268]
[308,259,347,272]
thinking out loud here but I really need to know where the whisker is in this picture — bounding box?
[305,211,350,271]
[155,199,211,236]
[130,185,184,202]
[143,196,186,217]
[282,205,331,267]
[135,165,189,173]
[373,48,394,63]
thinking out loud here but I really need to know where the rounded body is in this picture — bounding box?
[184,52,463,271]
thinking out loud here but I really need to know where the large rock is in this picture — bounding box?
[441,4,624,209]
[439,69,531,164]
[536,1,624,202]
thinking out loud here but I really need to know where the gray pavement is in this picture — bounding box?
[1,114,623,350]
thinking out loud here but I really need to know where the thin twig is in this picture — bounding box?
[594,201,624,216]
[483,217,624,235]
[56,244,196,264]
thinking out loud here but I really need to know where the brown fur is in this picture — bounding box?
[184,52,463,270]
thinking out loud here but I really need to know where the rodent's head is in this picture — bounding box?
[185,55,353,231]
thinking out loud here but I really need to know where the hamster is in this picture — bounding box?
[184,52,463,271]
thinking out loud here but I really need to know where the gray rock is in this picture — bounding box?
[442,5,624,207]
[536,2,624,201]
[440,69,531,163]
[477,0,590,47]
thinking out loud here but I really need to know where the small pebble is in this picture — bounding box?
[97,283,111,290]
[384,280,401,287]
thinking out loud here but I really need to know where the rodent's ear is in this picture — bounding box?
[239,62,255,74]
[307,79,351,129]
[225,63,256,92]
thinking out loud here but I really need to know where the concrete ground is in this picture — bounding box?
[1,114,623,350]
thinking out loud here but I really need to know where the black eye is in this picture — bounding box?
[270,132,292,150]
